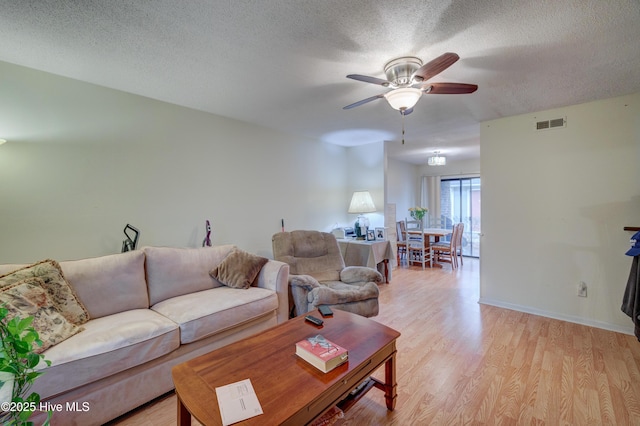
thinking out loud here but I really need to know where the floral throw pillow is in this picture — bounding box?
[0,277,84,354]
[0,259,89,324]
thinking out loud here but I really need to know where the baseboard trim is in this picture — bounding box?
[478,298,635,336]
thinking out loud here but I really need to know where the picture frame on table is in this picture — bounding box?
[375,227,386,240]
[366,229,376,241]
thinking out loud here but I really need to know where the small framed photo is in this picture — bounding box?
[366,229,376,241]
[375,227,386,240]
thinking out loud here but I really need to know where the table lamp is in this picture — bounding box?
[348,191,376,239]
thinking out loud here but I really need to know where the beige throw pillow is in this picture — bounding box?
[210,249,268,289]
[0,259,89,324]
[0,277,84,354]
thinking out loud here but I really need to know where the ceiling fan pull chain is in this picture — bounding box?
[401,110,405,144]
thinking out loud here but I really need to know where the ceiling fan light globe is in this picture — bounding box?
[384,88,422,111]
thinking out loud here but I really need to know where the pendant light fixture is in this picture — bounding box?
[427,151,446,166]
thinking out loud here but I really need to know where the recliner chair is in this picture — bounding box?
[272,230,381,318]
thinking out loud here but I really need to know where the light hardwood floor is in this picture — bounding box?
[109,259,640,425]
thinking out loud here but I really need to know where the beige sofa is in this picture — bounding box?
[0,245,289,425]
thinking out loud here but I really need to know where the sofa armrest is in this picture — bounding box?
[308,281,379,307]
[287,274,321,318]
[340,266,383,284]
[256,260,290,324]
[289,274,321,290]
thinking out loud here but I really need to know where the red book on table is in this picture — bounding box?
[295,335,348,373]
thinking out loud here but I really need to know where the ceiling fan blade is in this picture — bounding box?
[413,52,460,82]
[343,94,385,110]
[346,74,390,86]
[423,82,478,94]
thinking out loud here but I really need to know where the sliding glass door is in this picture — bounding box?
[440,177,481,257]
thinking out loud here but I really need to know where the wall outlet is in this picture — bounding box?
[577,281,587,297]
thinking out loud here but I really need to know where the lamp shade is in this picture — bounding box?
[348,191,376,214]
[383,88,422,111]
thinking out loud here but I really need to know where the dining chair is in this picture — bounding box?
[455,222,465,266]
[396,221,407,265]
[404,219,432,269]
[432,223,460,269]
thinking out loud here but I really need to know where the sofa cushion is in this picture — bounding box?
[60,250,148,319]
[0,259,89,324]
[34,309,179,398]
[210,249,268,289]
[151,287,278,344]
[0,277,83,354]
[0,264,22,276]
[144,245,235,305]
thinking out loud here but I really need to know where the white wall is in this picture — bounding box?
[345,142,385,230]
[0,61,350,262]
[386,156,419,223]
[480,92,640,333]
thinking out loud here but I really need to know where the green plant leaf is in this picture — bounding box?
[25,392,40,404]
[25,353,41,369]
[22,330,37,345]
[2,364,19,375]
[6,317,21,334]
[13,339,30,354]
[0,310,50,424]
[25,371,43,382]
[18,317,34,332]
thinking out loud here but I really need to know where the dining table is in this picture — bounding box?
[406,228,453,268]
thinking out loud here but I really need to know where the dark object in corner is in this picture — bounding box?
[622,256,640,341]
[304,315,324,326]
[318,305,333,317]
[121,224,140,253]
[202,220,212,247]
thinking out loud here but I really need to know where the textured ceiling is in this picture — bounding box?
[1,1,639,164]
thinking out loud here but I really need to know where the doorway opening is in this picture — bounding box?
[440,177,481,257]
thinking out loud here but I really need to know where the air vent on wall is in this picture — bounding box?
[534,116,566,131]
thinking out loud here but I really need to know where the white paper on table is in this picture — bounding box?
[215,378,263,425]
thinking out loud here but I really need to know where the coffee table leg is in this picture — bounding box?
[177,393,191,426]
[384,353,397,410]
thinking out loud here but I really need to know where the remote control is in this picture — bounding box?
[304,315,324,326]
[318,305,333,317]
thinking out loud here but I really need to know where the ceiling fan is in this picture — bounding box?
[343,52,477,115]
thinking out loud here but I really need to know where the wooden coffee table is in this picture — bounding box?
[172,309,401,425]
